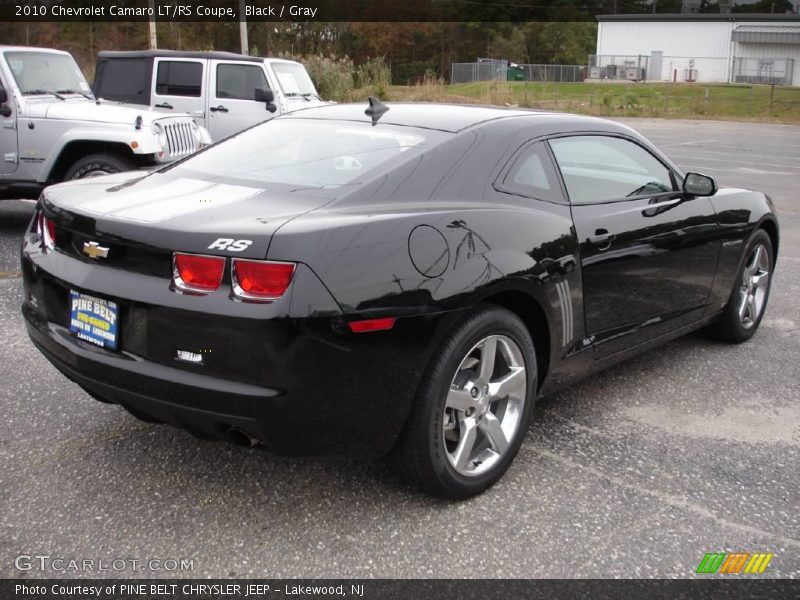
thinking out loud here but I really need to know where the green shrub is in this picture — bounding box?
[619,92,640,111]
[288,55,392,102]
[421,69,442,86]
[355,57,392,99]
[299,54,355,101]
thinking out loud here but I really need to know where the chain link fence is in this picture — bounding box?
[451,59,507,84]
[732,57,794,86]
[452,82,800,121]
[514,64,584,83]
[588,55,650,82]
[451,60,584,84]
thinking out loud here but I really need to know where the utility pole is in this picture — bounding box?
[239,0,249,55]
[147,0,157,49]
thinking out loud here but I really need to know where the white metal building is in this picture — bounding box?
[594,14,800,86]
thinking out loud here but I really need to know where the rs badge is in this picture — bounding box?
[207,238,253,252]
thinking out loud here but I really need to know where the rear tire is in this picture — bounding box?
[63,153,136,180]
[706,229,773,343]
[389,305,537,499]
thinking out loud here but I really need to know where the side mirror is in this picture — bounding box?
[254,88,277,112]
[683,172,717,197]
[0,87,10,117]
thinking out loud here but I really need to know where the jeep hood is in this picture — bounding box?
[25,98,183,126]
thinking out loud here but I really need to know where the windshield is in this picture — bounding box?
[271,62,318,96]
[3,51,92,96]
[173,118,446,188]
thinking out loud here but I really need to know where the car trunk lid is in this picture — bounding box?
[41,171,337,267]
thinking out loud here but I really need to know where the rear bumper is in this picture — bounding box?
[25,308,277,443]
[23,300,441,457]
[21,237,445,457]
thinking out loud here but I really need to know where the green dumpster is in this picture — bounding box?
[507,64,524,81]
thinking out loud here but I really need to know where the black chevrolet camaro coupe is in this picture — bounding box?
[22,101,778,498]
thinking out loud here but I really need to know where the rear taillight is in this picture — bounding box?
[232,259,295,301]
[36,211,56,252]
[173,253,226,293]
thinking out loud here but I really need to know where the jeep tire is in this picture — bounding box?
[63,153,136,180]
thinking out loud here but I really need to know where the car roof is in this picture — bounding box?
[97,49,273,64]
[0,46,72,56]
[283,102,617,134]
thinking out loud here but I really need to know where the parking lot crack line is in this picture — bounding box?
[536,449,800,549]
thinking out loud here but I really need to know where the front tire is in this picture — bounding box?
[63,153,136,180]
[389,306,537,499]
[707,229,773,343]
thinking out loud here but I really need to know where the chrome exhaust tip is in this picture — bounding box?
[226,427,259,448]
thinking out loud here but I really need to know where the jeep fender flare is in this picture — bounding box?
[41,128,161,183]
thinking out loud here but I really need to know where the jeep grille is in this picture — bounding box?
[163,120,197,159]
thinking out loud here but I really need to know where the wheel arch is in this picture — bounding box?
[759,216,779,263]
[461,281,553,390]
[44,140,141,183]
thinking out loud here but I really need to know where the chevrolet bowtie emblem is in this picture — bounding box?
[82,241,110,260]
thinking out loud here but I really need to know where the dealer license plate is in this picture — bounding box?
[69,291,119,350]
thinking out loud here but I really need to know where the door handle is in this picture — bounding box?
[210,105,229,113]
[155,102,173,109]
[588,229,615,248]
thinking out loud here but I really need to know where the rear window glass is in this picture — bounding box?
[501,142,563,202]
[94,59,149,103]
[156,61,202,97]
[174,119,447,188]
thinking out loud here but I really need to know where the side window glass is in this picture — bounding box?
[500,142,564,203]
[155,61,202,97]
[216,64,269,100]
[549,136,675,204]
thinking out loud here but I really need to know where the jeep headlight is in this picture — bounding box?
[191,121,211,148]
[152,122,168,151]
[189,121,200,147]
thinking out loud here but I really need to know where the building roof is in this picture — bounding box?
[732,24,800,44]
[597,13,800,23]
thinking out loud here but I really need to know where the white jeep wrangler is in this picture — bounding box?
[0,45,210,198]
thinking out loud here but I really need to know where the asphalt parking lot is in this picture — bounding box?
[0,118,798,579]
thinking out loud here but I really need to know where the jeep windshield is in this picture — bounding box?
[272,63,318,98]
[3,51,92,97]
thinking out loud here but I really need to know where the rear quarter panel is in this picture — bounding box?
[267,119,582,394]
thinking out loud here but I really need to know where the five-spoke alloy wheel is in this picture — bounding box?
[708,228,774,343]
[737,242,770,330]
[443,334,527,477]
[390,305,536,499]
